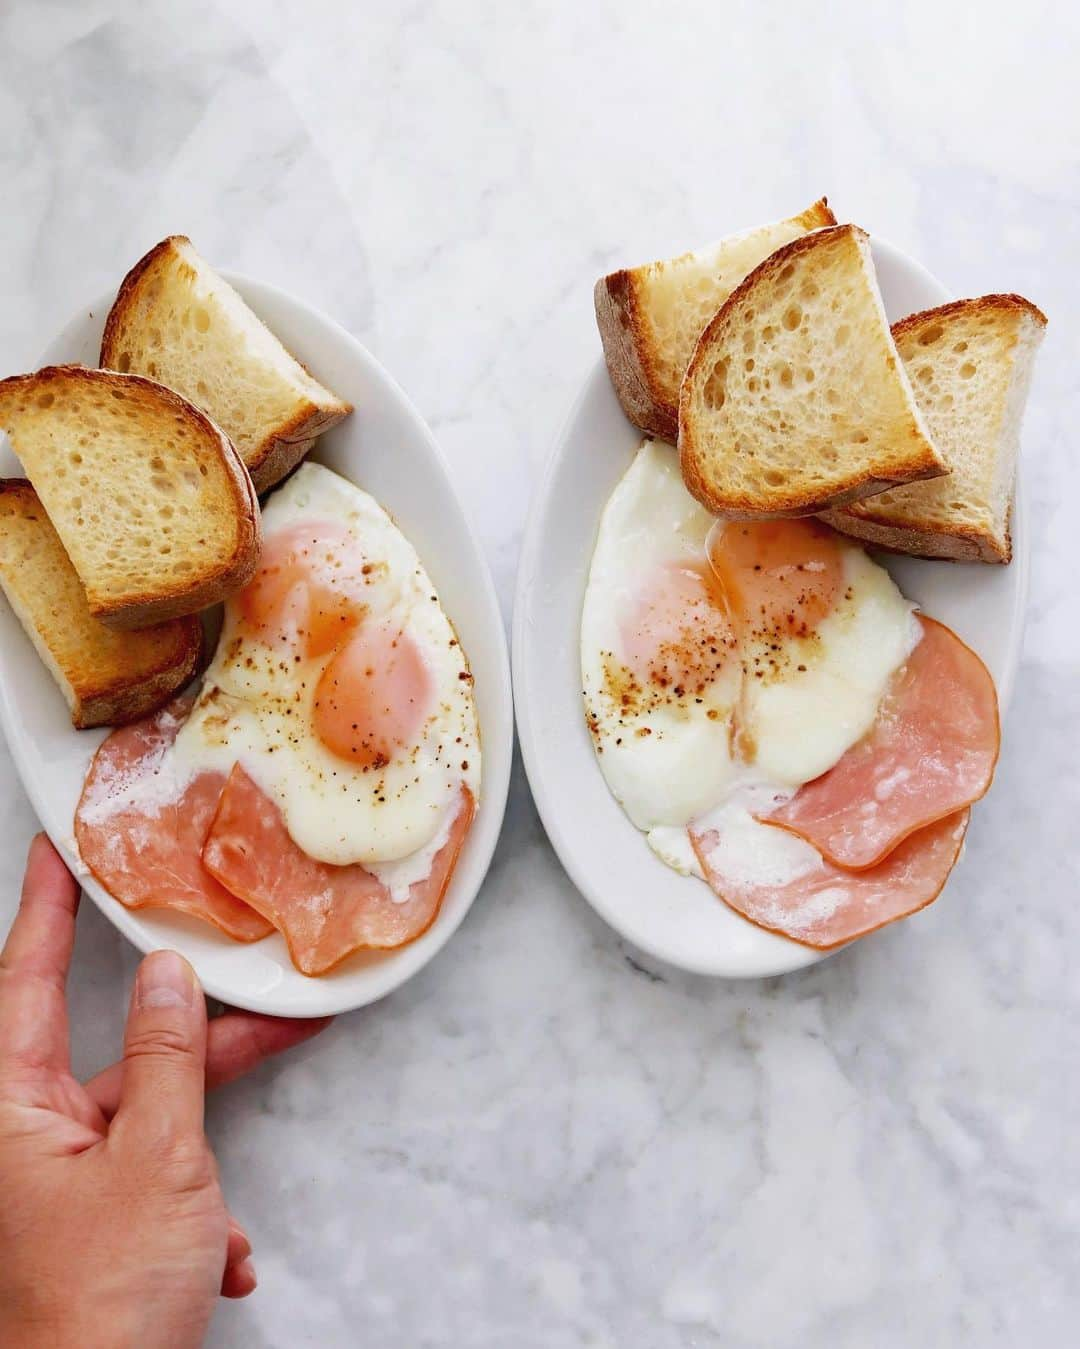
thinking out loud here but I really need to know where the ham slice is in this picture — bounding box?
[760,617,998,868]
[690,809,969,949]
[74,699,274,942]
[202,766,474,976]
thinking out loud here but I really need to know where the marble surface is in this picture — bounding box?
[1,0,1077,1344]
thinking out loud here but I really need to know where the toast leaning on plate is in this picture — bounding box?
[595,197,835,441]
[0,479,202,727]
[678,224,946,519]
[100,236,353,493]
[821,295,1047,563]
[0,365,260,629]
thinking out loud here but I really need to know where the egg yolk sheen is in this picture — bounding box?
[616,519,845,706]
[708,517,847,762]
[707,518,845,647]
[236,523,433,771]
[609,518,850,775]
[614,561,737,714]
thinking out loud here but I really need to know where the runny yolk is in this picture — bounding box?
[237,522,365,659]
[707,518,844,641]
[619,561,735,699]
[313,623,433,769]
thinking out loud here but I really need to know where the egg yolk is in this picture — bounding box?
[619,561,736,699]
[237,523,435,770]
[237,522,365,659]
[707,518,844,641]
[313,623,433,769]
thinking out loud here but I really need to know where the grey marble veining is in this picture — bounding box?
[0,1,1077,1344]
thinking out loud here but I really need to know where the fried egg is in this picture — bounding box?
[581,439,919,879]
[173,463,480,867]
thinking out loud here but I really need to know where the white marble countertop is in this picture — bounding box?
[1,1,1077,1344]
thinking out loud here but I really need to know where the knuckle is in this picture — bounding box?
[160,1140,218,1196]
[125,1024,197,1062]
[134,1127,215,1190]
[0,963,65,999]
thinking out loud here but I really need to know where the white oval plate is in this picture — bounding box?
[0,276,513,1016]
[514,238,1028,979]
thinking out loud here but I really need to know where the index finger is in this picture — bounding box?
[85,1011,332,1118]
[0,834,80,1074]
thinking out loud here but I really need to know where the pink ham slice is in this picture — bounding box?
[74,698,274,943]
[690,809,969,949]
[202,766,475,976]
[760,617,998,869]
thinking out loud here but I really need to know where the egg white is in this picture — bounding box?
[172,463,480,867]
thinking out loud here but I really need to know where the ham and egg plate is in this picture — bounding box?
[75,464,479,975]
[581,440,998,948]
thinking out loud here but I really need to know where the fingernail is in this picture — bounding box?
[137,950,196,1010]
[238,1257,258,1291]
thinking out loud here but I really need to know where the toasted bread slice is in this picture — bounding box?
[820,295,1046,563]
[0,366,260,629]
[595,198,836,439]
[0,479,202,727]
[678,224,946,518]
[100,236,353,493]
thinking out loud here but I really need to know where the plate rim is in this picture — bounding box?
[512,235,1028,978]
[0,270,513,1016]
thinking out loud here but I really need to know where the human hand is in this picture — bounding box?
[0,835,330,1349]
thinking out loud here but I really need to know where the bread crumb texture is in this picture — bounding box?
[639,201,834,411]
[102,237,350,479]
[0,478,200,724]
[0,366,251,612]
[679,225,941,514]
[846,297,1045,543]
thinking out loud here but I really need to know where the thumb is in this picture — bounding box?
[114,950,208,1142]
